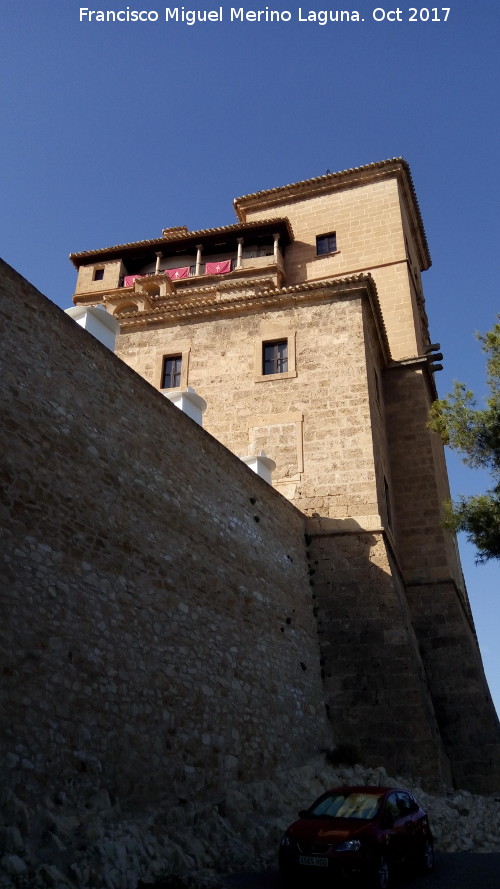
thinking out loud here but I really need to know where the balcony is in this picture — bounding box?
[119,248,283,288]
[70,217,292,308]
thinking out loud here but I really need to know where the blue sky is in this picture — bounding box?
[1,2,499,715]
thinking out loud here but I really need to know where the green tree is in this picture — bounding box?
[428,318,500,562]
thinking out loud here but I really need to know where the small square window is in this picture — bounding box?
[263,340,288,375]
[316,233,337,255]
[162,355,182,388]
[93,268,105,281]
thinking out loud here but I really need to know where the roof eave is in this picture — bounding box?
[234,158,431,270]
[69,218,294,268]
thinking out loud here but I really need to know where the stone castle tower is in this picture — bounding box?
[69,158,500,791]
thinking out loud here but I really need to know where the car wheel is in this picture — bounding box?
[374,855,391,889]
[421,838,434,872]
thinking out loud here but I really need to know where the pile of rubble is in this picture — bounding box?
[1,758,499,889]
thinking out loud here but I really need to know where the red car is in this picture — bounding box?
[279,786,434,888]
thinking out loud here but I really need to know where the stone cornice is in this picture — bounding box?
[386,354,439,400]
[116,273,391,362]
[234,158,431,271]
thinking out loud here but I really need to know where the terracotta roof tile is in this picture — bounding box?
[70,218,293,266]
[234,157,430,268]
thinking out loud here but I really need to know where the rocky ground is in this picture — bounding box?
[1,757,499,889]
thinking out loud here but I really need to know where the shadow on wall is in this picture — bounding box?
[305,517,453,789]
[0,258,331,815]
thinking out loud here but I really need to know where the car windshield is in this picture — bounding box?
[308,792,383,820]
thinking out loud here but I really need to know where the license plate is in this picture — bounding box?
[299,856,329,867]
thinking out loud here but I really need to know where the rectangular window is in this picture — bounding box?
[254,330,296,383]
[316,232,337,255]
[162,355,182,388]
[263,340,288,375]
[93,268,105,281]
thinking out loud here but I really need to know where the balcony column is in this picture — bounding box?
[273,233,280,260]
[236,237,244,269]
[155,252,163,274]
[195,244,203,277]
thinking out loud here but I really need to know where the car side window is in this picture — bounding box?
[396,792,415,816]
[383,793,399,826]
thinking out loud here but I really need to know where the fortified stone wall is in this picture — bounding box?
[384,365,466,592]
[0,259,330,811]
[305,520,453,787]
[2,255,499,810]
[384,364,500,793]
[62,157,500,797]
[112,276,500,792]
